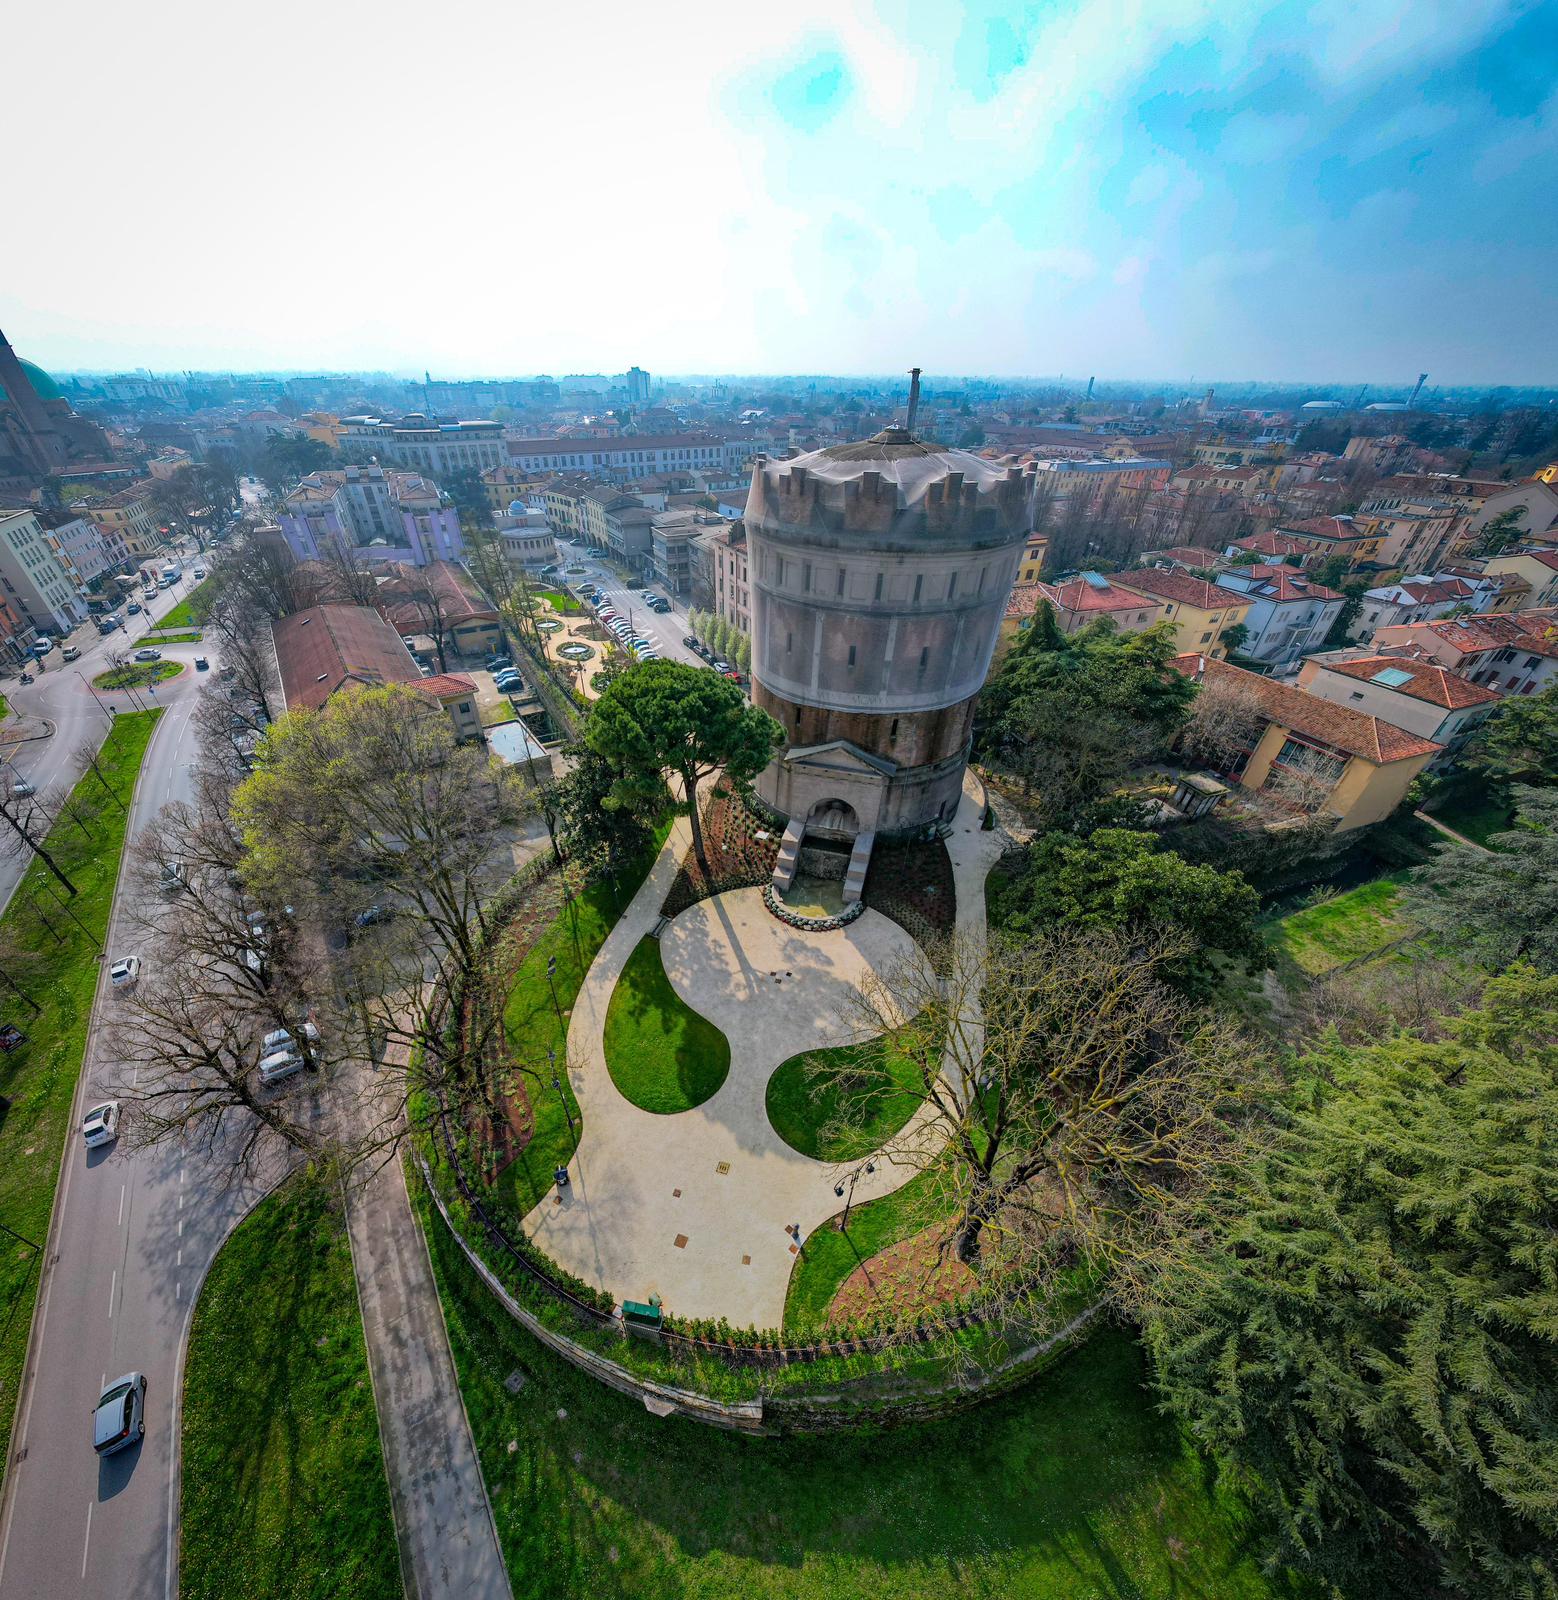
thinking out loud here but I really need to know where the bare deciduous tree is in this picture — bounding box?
[1179,672,1267,774]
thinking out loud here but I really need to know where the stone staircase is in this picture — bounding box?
[770,817,805,895]
[842,829,875,905]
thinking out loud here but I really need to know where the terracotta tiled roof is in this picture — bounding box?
[1169,653,1442,764]
[1221,564,1343,602]
[271,604,420,711]
[413,672,478,701]
[1231,531,1309,558]
[1152,545,1221,569]
[1314,655,1501,709]
[1115,568,1248,610]
[1276,515,1367,541]
[1376,611,1558,661]
[1028,575,1158,615]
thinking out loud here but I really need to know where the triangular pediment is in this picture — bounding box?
[782,739,897,778]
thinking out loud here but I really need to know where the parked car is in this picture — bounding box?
[109,956,140,988]
[712,658,733,673]
[683,635,700,649]
[62,645,81,662]
[354,904,392,928]
[219,664,236,680]
[30,638,53,656]
[486,656,512,672]
[92,1373,146,1456]
[258,1047,304,1084]
[158,859,188,894]
[401,635,418,650]
[10,778,36,798]
[194,655,209,671]
[417,663,433,677]
[133,647,162,662]
[82,1101,120,1148]
[262,1021,320,1056]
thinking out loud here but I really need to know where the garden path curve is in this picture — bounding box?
[522,770,1005,1328]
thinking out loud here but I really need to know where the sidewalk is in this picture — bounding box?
[344,1127,511,1600]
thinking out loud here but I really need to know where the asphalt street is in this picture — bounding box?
[0,578,280,1600]
[550,541,708,670]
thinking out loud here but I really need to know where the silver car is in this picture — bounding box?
[258,1047,304,1084]
[92,1373,146,1455]
[82,1101,119,1148]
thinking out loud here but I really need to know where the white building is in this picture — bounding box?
[1353,574,1491,643]
[338,415,506,476]
[505,433,772,481]
[1213,564,1345,668]
[498,506,556,570]
[0,509,90,635]
[277,465,464,567]
[46,514,123,588]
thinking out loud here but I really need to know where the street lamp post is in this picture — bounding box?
[548,1046,576,1141]
[545,953,566,1053]
[833,1159,876,1231]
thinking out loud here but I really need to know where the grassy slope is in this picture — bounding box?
[419,1186,1295,1600]
[181,1173,399,1600]
[1423,784,1514,848]
[0,710,160,1492]
[1266,875,1409,978]
[765,1037,923,1162]
[495,823,671,1216]
[602,935,730,1114]
[783,1168,946,1331]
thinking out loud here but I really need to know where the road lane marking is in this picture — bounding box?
[177,1218,182,1237]
[176,1249,181,1268]
[177,1192,183,1211]
[108,1267,116,1318]
[118,1184,125,1226]
[175,1281,181,1301]
[82,1502,92,1578]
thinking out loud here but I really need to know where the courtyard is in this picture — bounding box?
[519,770,1004,1329]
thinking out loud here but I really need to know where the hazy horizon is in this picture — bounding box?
[9,0,1557,385]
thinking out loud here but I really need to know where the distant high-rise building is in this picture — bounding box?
[624,366,651,405]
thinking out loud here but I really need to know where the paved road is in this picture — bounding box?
[0,631,277,1600]
[550,543,705,670]
[0,557,208,917]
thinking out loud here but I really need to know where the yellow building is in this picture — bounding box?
[1015,531,1049,584]
[81,481,165,558]
[1484,548,1558,610]
[1172,654,1439,831]
[1111,567,1251,658]
[480,463,537,512]
[297,413,342,448]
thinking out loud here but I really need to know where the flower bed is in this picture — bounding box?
[762,883,865,931]
[862,834,956,944]
[661,785,780,916]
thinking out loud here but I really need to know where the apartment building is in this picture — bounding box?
[338,415,506,476]
[0,509,89,635]
[1372,611,1558,696]
[1111,567,1252,659]
[277,465,463,567]
[79,481,165,559]
[1001,572,1165,648]
[699,521,750,632]
[1213,564,1345,667]
[1297,651,1500,768]
[506,433,764,480]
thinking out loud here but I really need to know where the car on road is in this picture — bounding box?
[158,859,188,894]
[62,645,81,662]
[195,655,209,670]
[133,647,162,662]
[126,602,142,614]
[109,956,140,988]
[92,1373,147,1456]
[193,566,206,578]
[82,1101,120,1148]
[16,672,32,684]
[10,777,36,798]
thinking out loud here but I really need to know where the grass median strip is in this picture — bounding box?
[602,935,730,1114]
[0,708,160,1493]
[418,1181,1290,1600]
[181,1170,400,1600]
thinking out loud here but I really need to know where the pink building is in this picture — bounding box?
[277,465,464,568]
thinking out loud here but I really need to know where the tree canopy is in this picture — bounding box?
[977,609,1195,829]
[993,827,1263,997]
[1406,786,1558,972]
[1142,966,1558,1598]
[583,660,783,872]
[1466,680,1558,789]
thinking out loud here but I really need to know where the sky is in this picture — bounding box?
[6,0,1556,385]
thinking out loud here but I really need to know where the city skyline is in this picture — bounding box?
[6,0,1556,384]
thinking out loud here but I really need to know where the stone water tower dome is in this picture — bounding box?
[745,388,1036,845]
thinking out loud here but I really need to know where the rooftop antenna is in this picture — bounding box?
[905,367,922,434]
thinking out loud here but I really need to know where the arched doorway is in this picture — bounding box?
[805,797,859,841]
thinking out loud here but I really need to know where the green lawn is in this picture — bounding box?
[538,590,582,614]
[0,692,9,721]
[93,660,182,690]
[766,1037,924,1162]
[181,1172,400,1600]
[483,700,519,727]
[1423,782,1514,848]
[140,629,204,645]
[602,936,730,1114]
[0,710,160,1493]
[1266,874,1411,979]
[495,824,671,1216]
[420,1188,1299,1600]
[158,577,212,630]
[783,1168,946,1332]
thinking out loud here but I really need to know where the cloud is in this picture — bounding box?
[1218,110,1311,164]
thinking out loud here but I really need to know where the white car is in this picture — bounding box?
[92,1373,147,1456]
[109,956,140,988]
[133,647,162,662]
[82,1101,120,1147]
[262,1021,320,1056]
[9,778,36,798]
[258,1047,305,1084]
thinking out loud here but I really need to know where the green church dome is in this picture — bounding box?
[0,357,63,405]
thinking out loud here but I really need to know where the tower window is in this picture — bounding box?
[802,561,811,592]
[847,644,856,667]
[913,574,923,603]
[874,573,883,601]
[889,717,899,742]
[918,647,929,671]
[836,567,845,596]
[786,631,793,654]
[948,572,958,600]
